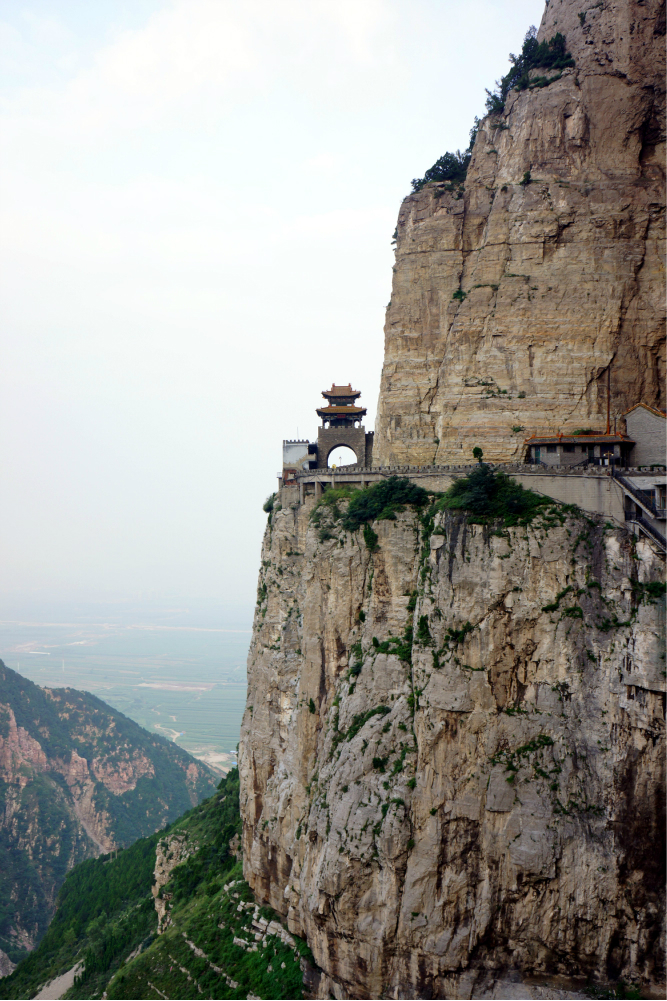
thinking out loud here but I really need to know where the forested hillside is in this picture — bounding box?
[3,769,312,1000]
[0,662,217,966]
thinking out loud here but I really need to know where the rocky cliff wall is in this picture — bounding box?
[240,495,665,998]
[374,0,665,466]
[240,4,666,996]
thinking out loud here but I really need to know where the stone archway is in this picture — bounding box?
[317,425,367,469]
[326,444,359,467]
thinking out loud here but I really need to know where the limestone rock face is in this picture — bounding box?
[153,834,194,933]
[374,0,665,467]
[240,498,665,998]
[240,3,667,995]
[0,949,16,979]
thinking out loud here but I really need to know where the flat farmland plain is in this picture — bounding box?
[0,605,251,774]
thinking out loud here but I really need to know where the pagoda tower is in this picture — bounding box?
[316,384,367,428]
[316,384,373,468]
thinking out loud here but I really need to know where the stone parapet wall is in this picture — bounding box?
[294,462,658,481]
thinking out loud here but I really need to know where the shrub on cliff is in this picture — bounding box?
[411,121,479,193]
[411,150,470,193]
[411,27,574,195]
[310,486,357,526]
[437,464,549,526]
[343,477,429,530]
[363,523,380,552]
[485,26,574,113]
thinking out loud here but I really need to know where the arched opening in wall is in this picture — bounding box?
[327,446,358,468]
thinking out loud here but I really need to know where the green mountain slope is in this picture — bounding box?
[0,662,217,964]
[3,770,313,1000]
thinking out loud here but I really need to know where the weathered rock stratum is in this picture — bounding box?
[375,0,665,466]
[240,495,665,998]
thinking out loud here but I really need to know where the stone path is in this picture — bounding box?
[34,962,83,1000]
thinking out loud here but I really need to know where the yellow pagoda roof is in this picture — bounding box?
[316,405,366,416]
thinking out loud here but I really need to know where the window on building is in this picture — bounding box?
[546,445,557,453]
[563,444,575,452]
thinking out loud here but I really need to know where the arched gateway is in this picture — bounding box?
[326,444,359,467]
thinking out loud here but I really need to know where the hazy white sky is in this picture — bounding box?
[0,0,545,615]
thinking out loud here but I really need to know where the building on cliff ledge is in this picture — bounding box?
[523,431,635,467]
[315,384,374,469]
[623,403,667,468]
[280,384,374,486]
[281,440,318,484]
[524,407,667,469]
[278,386,665,552]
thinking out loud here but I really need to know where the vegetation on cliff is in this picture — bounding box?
[311,477,429,541]
[435,463,550,526]
[310,469,549,541]
[485,26,575,113]
[410,26,574,195]
[343,477,429,528]
[3,768,311,1000]
[0,663,217,963]
[410,130,476,192]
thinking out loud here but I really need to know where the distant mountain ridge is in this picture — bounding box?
[0,661,217,966]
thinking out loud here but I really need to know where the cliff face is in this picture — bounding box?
[240,497,665,997]
[239,3,667,996]
[375,0,665,466]
[0,663,216,963]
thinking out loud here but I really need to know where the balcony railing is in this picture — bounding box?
[526,456,627,468]
[624,510,667,550]
[613,470,663,518]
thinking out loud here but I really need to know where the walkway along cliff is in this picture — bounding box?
[239,1,666,997]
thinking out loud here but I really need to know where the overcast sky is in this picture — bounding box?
[0,0,546,619]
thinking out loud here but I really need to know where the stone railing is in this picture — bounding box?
[293,462,661,480]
